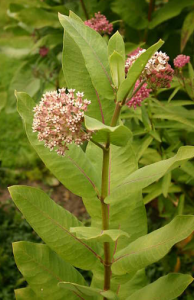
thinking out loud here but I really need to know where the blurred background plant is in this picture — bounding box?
[0,0,194,299]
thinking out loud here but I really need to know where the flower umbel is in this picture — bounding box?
[174,54,190,68]
[84,12,113,35]
[125,49,174,89]
[32,89,92,156]
[126,80,151,109]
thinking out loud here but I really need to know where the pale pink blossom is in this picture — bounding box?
[125,49,174,89]
[32,88,92,156]
[174,54,190,68]
[84,12,113,35]
[126,80,151,109]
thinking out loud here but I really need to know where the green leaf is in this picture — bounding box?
[141,103,152,131]
[135,135,153,161]
[118,270,148,300]
[9,186,100,270]
[62,30,115,125]
[105,146,194,206]
[181,11,194,52]
[152,113,194,129]
[126,273,193,300]
[6,63,40,113]
[13,242,87,300]
[188,62,194,82]
[85,115,132,146]
[70,227,129,242]
[59,12,115,101]
[168,87,181,102]
[109,51,125,88]
[16,92,100,198]
[162,172,171,198]
[58,282,118,300]
[111,0,148,30]
[112,215,194,275]
[117,40,164,102]
[108,31,125,61]
[143,182,181,205]
[149,0,194,29]
[15,287,41,300]
[15,7,59,30]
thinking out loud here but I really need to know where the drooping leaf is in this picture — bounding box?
[59,12,115,101]
[70,227,129,242]
[112,215,194,275]
[16,92,100,198]
[117,40,164,102]
[126,273,193,300]
[9,186,100,270]
[13,242,87,300]
[149,0,194,29]
[58,282,118,300]
[85,115,132,146]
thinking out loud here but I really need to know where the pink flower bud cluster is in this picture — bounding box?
[39,46,49,57]
[126,80,151,109]
[173,54,190,68]
[125,50,174,89]
[84,12,113,35]
[32,89,92,156]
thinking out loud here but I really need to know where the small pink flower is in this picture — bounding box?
[39,46,49,57]
[84,12,113,35]
[126,80,151,109]
[174,54,190,68]
[32,88,92,156]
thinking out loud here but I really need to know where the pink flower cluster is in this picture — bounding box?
[84,12,113,35]
[174,54,190,68]
[32,89,92,156]
[126,80,151,109]
[125,50,174,89]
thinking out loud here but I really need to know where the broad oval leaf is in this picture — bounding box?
[59,12,115,101]
[126,273,193,300]
[13,242,87,300]
[112,215,194,275]
[16,91,100,198]
[9,185,101,270]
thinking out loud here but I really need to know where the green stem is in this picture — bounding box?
[101,101,123,299]
[101,147,111,297]
[80,0,89,19]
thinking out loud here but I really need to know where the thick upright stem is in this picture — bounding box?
[101,147,111,296]
[101,101,123,299]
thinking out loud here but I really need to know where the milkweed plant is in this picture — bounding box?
[9,11,194,300]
